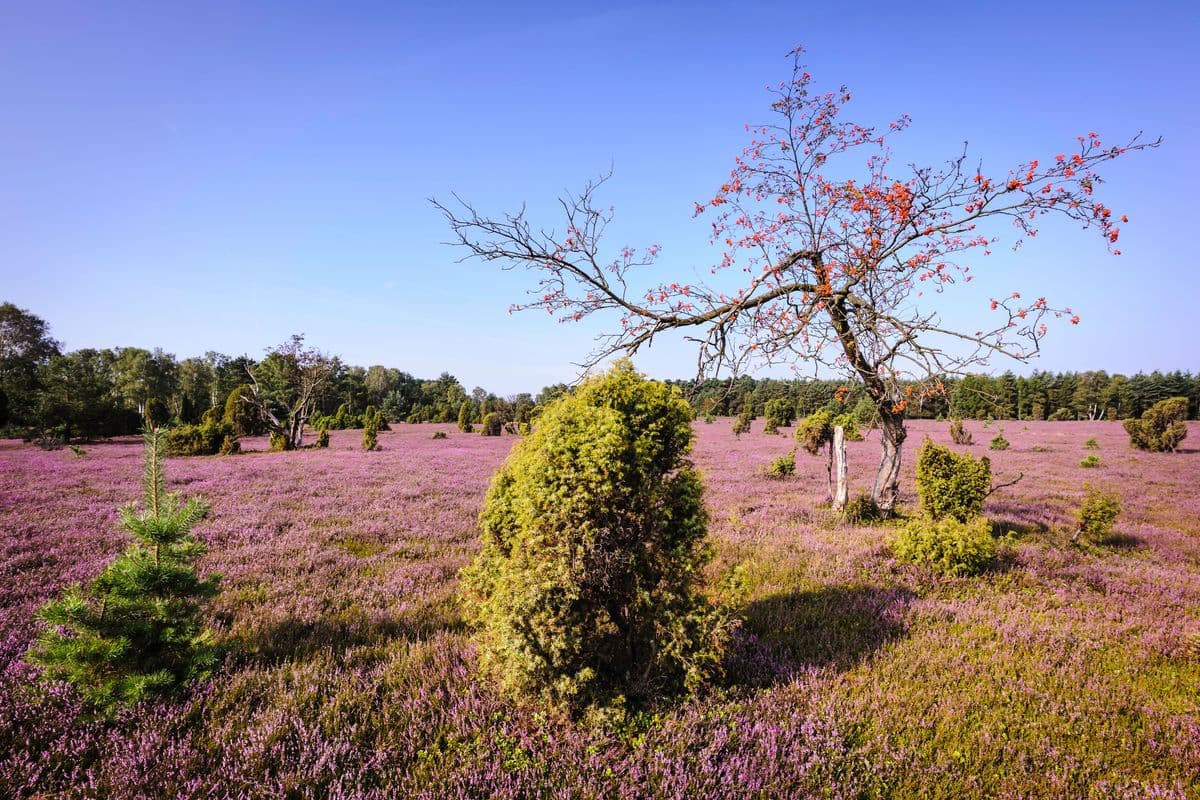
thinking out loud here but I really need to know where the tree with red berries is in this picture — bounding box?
[436,48,1157,513]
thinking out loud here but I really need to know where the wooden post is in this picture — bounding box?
[833,425,849,511]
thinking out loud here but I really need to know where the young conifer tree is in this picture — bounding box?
[28,428,221,715]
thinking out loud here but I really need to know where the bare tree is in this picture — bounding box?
[435,47,1158,513]
[242,335,335,450]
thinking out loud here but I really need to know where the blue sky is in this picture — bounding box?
[2,1,1197,394]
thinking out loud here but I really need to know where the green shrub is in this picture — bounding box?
[842,493,881,525]
[162,420,240,456]
[457,401,474,433]
[915,439,991,522]
[1048,408,1074,422]
[766,452,795,479]
[763,398,794,430]
[948,418,973,445]
[1084,437,1100,450]
[432,430,448,440]
[1079,455,1101,468]
[703,413,715,424]
[27,429,221,715]
[223,385,263,436]
[362,408,381,451]
[893,516,996,576]
[1075,484,1121,543]
[316,426,330,448]
[517,422,531,436]
[268,431,287,452]
[200,406,223,425]
[481,412,503,437]
[732,415,751,437]
[460,361,733,712]
[794,408,861,456]
[988,432,1010,451]
[1123,397,1188,452]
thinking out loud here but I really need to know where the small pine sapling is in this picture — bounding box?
[362,408,381,450]
[457,401,474,433]
[27,429,221,715]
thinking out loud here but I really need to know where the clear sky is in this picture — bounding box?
[2,0,1197,395]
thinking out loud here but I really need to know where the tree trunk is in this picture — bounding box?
[871,408,907,514]
[833,425,849,511]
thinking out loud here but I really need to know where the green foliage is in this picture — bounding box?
[766,452,795,479]
[915,439,991,522]
[1079,455,1102,469]
[457,401,474,433]
[1084,437,1100,450]
[200,406,223,425]
[268,431,288,452]
[763,398,794,430]
[892,516,997,577]
[794,408,860,456]
[703,412,715,424]
[144,397,170,428]
[1048,408,1074,422]
[460,360,733,712]
[222,385,263,436]
[362,408,381,451]
[480,412,503,437]
[1123,397,1188,452]
[27,429,221,715]
[842,493,881,525]
[162,420,240,457]
[731,414,750,437]
[988,432,1010,451]
[948,418,973,446]
[851,396,877,428]
[432,430,448,440]
[1075,484,1122,543]
[316,425,329,448]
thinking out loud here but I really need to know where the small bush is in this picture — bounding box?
[432,430,448,440]
[68,444,87,458]
[316,426,330,448]
[517,422,531,436]
[1048,408,1074,422]
[481,412,503,437]
[988,432,1010,451]
[915,439,991,522]
[892,516,997,577]
[766,452,795,479]
[1075,484,1121,543]
[1031,444,1053,453]
[460,361,733,712]
[162,420,240,457]
[1123,397,1188,452]
[842,493,881,525]
[795,409,861,456]
[269,431,287,452]
[1084,437,1100,450]
[1079,455,1102,468]
[732,415,751,437]
[703,413,715,424]
[948,418,973,445]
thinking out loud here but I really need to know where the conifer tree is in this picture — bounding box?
[362,408,380,450]
[457,400,473,433]
[28,428,221,715]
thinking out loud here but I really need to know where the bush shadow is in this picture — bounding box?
[725,583,914,688]
[223,604,467,664]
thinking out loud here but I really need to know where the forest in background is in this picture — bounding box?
[2,301,1198,441]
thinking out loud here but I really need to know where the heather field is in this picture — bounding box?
[2,419,1198,799]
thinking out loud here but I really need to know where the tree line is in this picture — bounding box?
[2,301,1196,442]
[671,369,1200,423]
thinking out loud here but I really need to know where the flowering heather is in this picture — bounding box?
[1,420,1198,798]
